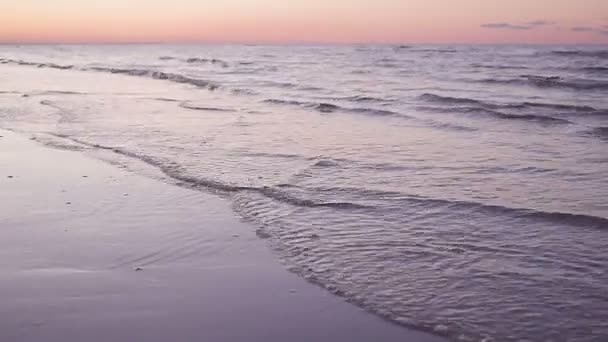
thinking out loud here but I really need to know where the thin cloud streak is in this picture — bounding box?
[571,27,595,32]
[481,20,555,31]
[481,23,532,30]
[526,20,555,26]
[570,25,608,36]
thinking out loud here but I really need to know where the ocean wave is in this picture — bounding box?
[421,197,608,228]
[415,48,459,53]
[232,151,302,159]
[580,66,608,73]
[0,58,221,91]
[21,90,88,97]
[518,101,602,113]
[88,67,219,90]
[306,186,608,228]
[159,56,231,67]
[179,102,234,112]
[470,63,530,70]
[263,99,405,117]
[319,95,395,103]
[417,105,571,124]
[185,57,229,68]
[35,133,372,210]
[550,50,608,59]
[313,103,341,113]
[313,159,340,167]
[478,75,608,91]
[419,93,604,114]
[0,58,74,70]
[261,81,299,89]
[44,63,74,70]
[347,95,394,102]
[419,93,486,106]
[584,127,608,140]
[15,131,608,231]
[466,108,571,124]
[253,187,372,210]
[152,97,181,102]
[426,120,478,132]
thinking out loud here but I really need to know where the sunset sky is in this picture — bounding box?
[1,0,607,44]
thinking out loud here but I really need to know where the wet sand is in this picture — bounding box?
[0,129,445,342]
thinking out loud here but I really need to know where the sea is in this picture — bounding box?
[1,44,607,342]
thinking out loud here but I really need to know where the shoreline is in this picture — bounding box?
[0,129,446,342]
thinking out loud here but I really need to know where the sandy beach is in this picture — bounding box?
[0,129,445,342]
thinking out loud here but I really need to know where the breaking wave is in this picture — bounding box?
[88,67,219,90]
[0,58,220,90]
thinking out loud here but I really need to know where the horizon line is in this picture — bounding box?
[0,41,605,46]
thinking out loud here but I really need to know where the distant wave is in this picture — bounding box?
[424,120,478,132]
[179,102,234,112]
[375,58,398,68]
[584,127,608,140]
[318,95,396,103]
[263,99,406,118]
[470,63,530,70]
[307,186,608,229]
[346,95,395,103]
[88,67,219,90]
[415,48,459,53]
[152,97,181,102]
[261,81,299,89]
[476,75,608,91]
[419,93,604,114]
[185,57,229,68]
[419,93,485,106]
[26,90,88,97]
[516,102,602,113]
[0,58,74,70]
[0,58,220,90]
[461,108,571,124]
[550,50,608,59]
[552,66,608,75]
[580,66,608,73]
[417,104,571,124]
[158,56,231,67]
[414,197,608,228]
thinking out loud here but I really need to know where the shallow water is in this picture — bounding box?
[1,44,607,342]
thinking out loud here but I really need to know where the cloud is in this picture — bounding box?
[481,23,532,30]
[526,20,554,26]
[570,26,608,36]
[481,20,555,31]
[571,26,595,32]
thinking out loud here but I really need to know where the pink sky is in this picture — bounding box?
[1,0,607,44]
